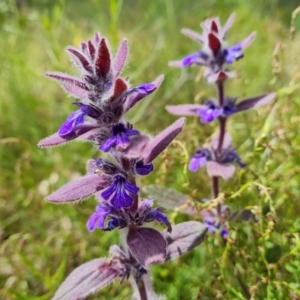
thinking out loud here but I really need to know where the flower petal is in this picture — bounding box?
[123,75,164,113]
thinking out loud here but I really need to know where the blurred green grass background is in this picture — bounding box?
[1,0,300,299]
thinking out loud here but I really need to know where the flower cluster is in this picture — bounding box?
[41,33,207,299]
[167,13,276,238]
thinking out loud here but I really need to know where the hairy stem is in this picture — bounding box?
[212,82,227,217]
[217,82,224,106]
[129,274,151,300]
[136,277,148,300]
[217,117,226,153]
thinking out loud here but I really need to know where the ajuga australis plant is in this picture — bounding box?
[167,14,276,240]
[39,33,207,299]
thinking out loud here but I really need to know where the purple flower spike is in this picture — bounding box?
[135,160,154,176]
[197,102,222,123]
[100,123,139,152]
[87,204,114,232]
[101,174,139,210]
[223,43,243,64]
[189,149,210,172]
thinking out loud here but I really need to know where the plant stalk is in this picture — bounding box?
[212,81,227,217]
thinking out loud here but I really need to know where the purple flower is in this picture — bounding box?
[147,208,172,232]
[181,52,209,67]
[134,160,154,176]
[222,98,237,116]
[101,174,139,210]
[223,43,243,64]
[127,83,157,99]
[201,203,229,239]
[169,14,256,75]
[87,204,115,232]
[58,102,99,138]
[100,123,139,152]
[87,199,172,232]
[204,219,229,239]
[197,102,222,123]
[220,149,246,168]
[189,149,211,172]
[137,199,172,232]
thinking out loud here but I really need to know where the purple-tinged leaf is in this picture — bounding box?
[110,78,128,102]
[38,128,99,148]
[38,133,69,148]
[46,72,89,99]
[46,174,112,203]
[168,60,184,68]
[208,33,221,54]
[66,47,92,73]
[127,227,166,267]
[94,32,100,46]
[142,118,185,164]
[201,17,220,33]
[166,104,204,116]
[236,93,276,112]
[87,40,96,61]
[241,32,256,49]
[86,159,98,174]
[206,70,235,83]
[221,12,236,38]
[76,129,99,141]
[211,20,219,33]
[181,28,203,43]
[114,39,128,77]
[163,221,207,261]
[206,161,235,180]
[142,185,196,215]
[95,39,111,78]
[52,258,122,300]
[120,134,150,157]
[81,42,87,53]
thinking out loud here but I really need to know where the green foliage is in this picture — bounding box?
[1,0,300,299]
